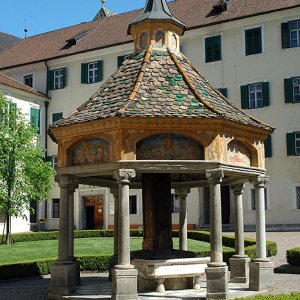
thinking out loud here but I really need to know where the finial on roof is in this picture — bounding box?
[101,0,106,8]
[93,0,116,21]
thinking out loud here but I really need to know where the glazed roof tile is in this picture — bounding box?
[50,48,273,132]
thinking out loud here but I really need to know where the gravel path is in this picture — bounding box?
[0,232,299,299]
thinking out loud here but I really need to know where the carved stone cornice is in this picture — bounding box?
[252,175,270,188]
[206,168,224,183]
[114,169,136,184]
[231,183,245,195]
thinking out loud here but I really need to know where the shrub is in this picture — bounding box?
[287,247,300,266]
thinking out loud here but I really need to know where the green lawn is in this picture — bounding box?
[0,237,233,265]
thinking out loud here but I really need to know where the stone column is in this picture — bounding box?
[249,176,274,291]
[112,169,138,300]
[205,169,228,299]
[175,188,191,251]
[109,187,119,281]
[230,183,250,283]
[49,175,77,298]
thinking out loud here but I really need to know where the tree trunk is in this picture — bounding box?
[1,217,5,244]
[5,213,10,245]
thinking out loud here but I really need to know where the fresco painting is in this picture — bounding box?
[137,133,204,160]
[227,140,251,166]
[72,139,109,165]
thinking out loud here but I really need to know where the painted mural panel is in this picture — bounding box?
[72,139,109,165]
[227,140,251,167]
[137,134,203,160]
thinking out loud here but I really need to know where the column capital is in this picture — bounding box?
[231,183,245,195]
[206,168,224,183]
[55,175,79,189]
[175,188,191,198]
[114,169,136,184]
[252,175,269,188]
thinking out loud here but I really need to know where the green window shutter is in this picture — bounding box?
[205,36,221,63]
[281,22,291,49]
[218,88,228,98]
[241,85,249,109]
[30,107,40,134]
[245,28,262,55]
[97,60,103,82]
[118,55,126,67]
[286,133,296,156]
[264,135,272,158]
[47,70,54,90]
[284,78,294,103]
[81,63,88,84]
[62,68,67,88]
[262,82,270,107]
[205,37,211,63]
[52,112,63,123]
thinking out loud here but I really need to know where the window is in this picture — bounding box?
[52,112,63,123]
[48,68,66,90]
[295,186,300,209]
[250,187,269,210]
[218,88,228,98]
[23,74,33,88]
[118,54,131,67]
[285,77,300,103]
[241,82,269,109]
[129,195,137,215]
[81,61,103,84]
[30,107,40,133]
[49,156,58,170]
[245,27,262,56]
[171,193,180,213]
[264,135,272,158]
[205,35,221,63]
[286,132,300,156]
[282,20,300,48]
[52,199,60,218]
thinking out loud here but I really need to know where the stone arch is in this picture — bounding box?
[67,138,110,166]
[227,139,258,167]
[136,133,204,160]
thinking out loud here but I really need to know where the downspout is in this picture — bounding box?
[44,61,50,160]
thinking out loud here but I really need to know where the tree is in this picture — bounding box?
[0,92,55,244]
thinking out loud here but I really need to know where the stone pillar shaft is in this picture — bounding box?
[206,169,224,264]
[69,188,75,259]
[176,188,190,251]
[114,169,136,268]
[111,188,119,256]
[254,176,269,259]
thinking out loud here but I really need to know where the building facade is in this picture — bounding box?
[0,72,47,233]
[0,0,299,231]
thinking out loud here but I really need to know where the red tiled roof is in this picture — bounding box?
[0,72,46,98]
[0,0,299,70]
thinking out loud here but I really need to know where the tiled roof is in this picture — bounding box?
[50,47,273,132]
[0,32,21,53]
[0,0,299,69]
[0,72,46,99]
[93,7,117,21]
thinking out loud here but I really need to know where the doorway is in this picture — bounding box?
[203,186,231,225]
[83,195,104,229]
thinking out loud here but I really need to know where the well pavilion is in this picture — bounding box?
[48,0,275,299]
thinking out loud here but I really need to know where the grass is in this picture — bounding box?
[0,237,233,265]
[235,292,300,299]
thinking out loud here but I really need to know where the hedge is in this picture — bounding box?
[235,293,300,300]
[0,255,111,280]
[286,247,300,266]
[0,230,277,280]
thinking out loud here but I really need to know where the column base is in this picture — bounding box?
[205,263,229,299]
[48,261,76,299]
[249,259,274,291]
[230,255,250,283]
[112,266,138,300]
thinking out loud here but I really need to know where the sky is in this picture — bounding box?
[0,0,153,38]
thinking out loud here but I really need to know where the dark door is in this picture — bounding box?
[86,206,95,229]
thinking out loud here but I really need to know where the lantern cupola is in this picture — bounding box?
[128,0,186,52]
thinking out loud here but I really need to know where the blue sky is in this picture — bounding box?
[0,0,151,38]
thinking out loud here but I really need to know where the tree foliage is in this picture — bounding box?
[0,92,54,244]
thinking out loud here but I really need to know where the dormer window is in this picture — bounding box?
[170,34,178,51]
[140,32,148,50]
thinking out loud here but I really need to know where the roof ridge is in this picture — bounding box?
[168,49,222,117]
[118,45,153,114]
